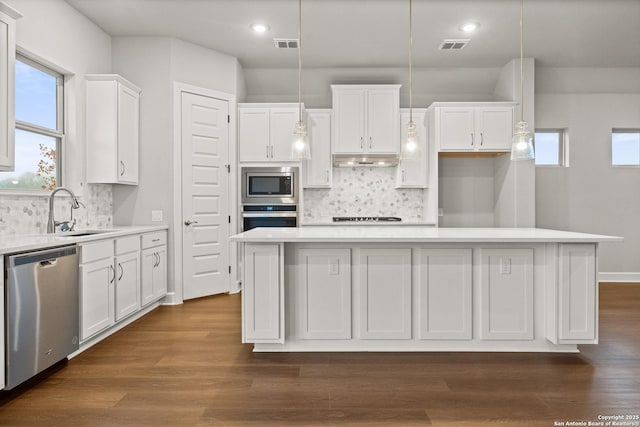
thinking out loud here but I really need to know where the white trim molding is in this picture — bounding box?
[599,272,640,283]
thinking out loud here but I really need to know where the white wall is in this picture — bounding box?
[535,92,640,274]
[111,36,243,298]
[244,67,501,108]
[0,0,113,234]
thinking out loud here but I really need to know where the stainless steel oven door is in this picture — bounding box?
[242,212,297,231]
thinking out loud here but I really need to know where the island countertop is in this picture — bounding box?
[230,227,623,243]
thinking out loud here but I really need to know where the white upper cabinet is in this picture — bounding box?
[303,109,332,188]
[86,74,141,185]
[332,85,400,155]
[238,103,300,162]
[432,102,514,152]
[396,108,428,188]
[0,4,21,171]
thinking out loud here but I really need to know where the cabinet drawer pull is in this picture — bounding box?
[152,238,160,243]
[470,133,474,146]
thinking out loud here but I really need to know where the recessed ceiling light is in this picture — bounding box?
[250,23,270,34]
[460,22,479,33]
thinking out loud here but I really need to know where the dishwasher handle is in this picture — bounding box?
[8,246,77,268]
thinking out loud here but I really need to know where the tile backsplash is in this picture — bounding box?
[0,184,113,236]
[303,167,425,222]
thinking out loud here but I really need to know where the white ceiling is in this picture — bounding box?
[65,0,640,69]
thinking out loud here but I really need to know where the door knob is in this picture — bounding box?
[184,220,199,226]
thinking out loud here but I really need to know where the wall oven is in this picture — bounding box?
[241,167,298,231]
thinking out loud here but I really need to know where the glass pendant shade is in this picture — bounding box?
[401,120,420,159]
[510,120,535,161]
[291,120,310,159]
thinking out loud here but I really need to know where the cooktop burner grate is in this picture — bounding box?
[332,216,402,222]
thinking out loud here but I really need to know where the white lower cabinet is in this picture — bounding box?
[141,232,168,306]
[479,248,534,340]
[297,249,351,339]
[360,248,412,339]
[80,249,115,341]
[243,244,283,343]
[418,249,472,340]
[79,230,167,343]
[559,244,597,342]
[114,245,141,321]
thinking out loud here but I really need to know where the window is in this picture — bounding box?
[612,129,640,166]
[0,55,63,191]
[534,129,567,166]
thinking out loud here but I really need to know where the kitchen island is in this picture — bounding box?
[230,227,622,353]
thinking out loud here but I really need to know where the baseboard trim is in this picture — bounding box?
[599,272,640,283]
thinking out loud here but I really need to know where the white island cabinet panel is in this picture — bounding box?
[297,249,351,339]
[360,248,412,339]
[559,244,597,341]
[418,249,472,340]
[480,248,534,340]
[243,244,283,343]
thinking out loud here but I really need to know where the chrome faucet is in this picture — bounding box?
[47,187,81,233]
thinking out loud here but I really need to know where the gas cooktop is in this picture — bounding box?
[332,216,402,222]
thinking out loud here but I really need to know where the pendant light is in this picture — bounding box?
[511,0,535,161]
[291,0,310,160]
[401,0,420,160]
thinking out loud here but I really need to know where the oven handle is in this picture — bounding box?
[242,212,298,218]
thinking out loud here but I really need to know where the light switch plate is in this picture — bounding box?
[151,210,163,222]
[328,258,340,275]
[500,258,511,275]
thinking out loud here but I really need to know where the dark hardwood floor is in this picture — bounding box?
[1,283,639,426]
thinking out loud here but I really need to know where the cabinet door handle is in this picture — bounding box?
[155,252,160,267]
[266,144,269,158]
[109,265,115,283]
[360,136,363,149]
[270,145,274,158]
[118,263,124,281]
[369,136,373,149]
[470,133,474,146]
[184,220,199,226]
[480,133,484,145]
[325,170,329,183]
[120,161,125,176]
[402,170,406,182]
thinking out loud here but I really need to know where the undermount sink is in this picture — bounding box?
[55,230,114,237]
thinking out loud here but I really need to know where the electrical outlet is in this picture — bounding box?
[328,258,340,275]
[151,210,163,222]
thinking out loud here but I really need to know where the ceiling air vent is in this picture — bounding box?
[439,39,470,50]
[273,38,298,49]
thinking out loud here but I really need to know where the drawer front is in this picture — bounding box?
[142,231,167,249]
[80,240,114,264]
[116,235,140,255]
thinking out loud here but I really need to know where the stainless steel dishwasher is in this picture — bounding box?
[4,245,79,390]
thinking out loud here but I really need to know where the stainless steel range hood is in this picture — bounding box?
[332,154,399,167]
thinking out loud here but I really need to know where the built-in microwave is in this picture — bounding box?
[241,167,298,205]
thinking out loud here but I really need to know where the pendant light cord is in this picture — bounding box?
[409,0,413,123]
[298,0,302,123]
[520,0,524,122]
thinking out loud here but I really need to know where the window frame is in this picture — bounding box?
[534,128,568,167]
[1,53,65,194]
[611,129,640,168]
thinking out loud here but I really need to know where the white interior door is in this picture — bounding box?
[181,92,230,300]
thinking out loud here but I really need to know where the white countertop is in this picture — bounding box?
[0,225,168,255]
[300,221,437,226]
[229,227,623,243]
